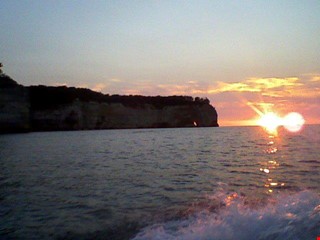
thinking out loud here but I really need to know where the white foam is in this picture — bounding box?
[132,190,320,240]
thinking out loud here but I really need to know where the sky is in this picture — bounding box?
[1,0,320,126]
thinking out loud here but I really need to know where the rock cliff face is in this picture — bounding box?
[0,75,30,133]
[31,100,218,131]
[0,75,218,133]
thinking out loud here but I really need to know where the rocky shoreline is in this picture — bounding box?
[0,74,219,133]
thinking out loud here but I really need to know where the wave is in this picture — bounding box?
[132,190,320,240]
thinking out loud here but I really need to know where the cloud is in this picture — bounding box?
[208,81,261,94]
[53,82,67,86]
[109,78,123,83]
[206,74,320,125]
[106,81,206,96]
[206,77,303,95]
[301,73,320,82]
[206,75,320,101]
[92,83,107,92]
[77,84,89,89]
[247,77,301,89]
[311,76,320,82]
[75,82,108,93]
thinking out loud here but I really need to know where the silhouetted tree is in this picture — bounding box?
[28,84,213,110]
[0,63,3,74]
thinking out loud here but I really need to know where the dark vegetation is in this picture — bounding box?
[28,85,211,110]
[0,74,20,88]
[0,63,212,111]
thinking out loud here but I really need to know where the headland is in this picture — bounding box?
[0,74,219,133]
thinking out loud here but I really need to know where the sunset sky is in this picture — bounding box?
[1,0,319,126]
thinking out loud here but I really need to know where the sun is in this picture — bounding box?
[257,112,305,133]
[257,112,282,133]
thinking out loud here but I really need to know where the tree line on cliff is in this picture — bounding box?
[0,69,213,110]
[29,85,211,110]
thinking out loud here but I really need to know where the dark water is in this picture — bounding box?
[0,126,319,239]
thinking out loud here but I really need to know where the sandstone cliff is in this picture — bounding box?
[0,75,218,133]
[30,100,218,131]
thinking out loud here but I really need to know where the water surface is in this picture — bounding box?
[0,126,319,239]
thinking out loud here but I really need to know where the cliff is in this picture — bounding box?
[0,75,219,133]
[0,75,30,133]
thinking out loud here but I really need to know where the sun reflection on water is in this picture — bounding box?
[255,110,306,193]
[259,130,287,194]
[225,193,238,206]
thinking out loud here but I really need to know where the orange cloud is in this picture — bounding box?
[208,81,261,93]
[247,77,301,89]
[109,78,123,83]
[91,83,106,92]
[207,77,302,95]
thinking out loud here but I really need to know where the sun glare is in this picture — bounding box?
[282,112,305,132]
[257,112,282,133]
[257,112,305,133]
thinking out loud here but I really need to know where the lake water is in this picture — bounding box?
[0,126,319,239]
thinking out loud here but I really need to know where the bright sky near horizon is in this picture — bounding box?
[1,0,320,126]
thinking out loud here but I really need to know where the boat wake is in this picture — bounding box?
[132,190,320,240]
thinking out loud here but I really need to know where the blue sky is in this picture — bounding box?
[1,0,319,125]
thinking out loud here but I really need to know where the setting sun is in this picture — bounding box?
[257,112,282,133]
[257,112,305,133]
